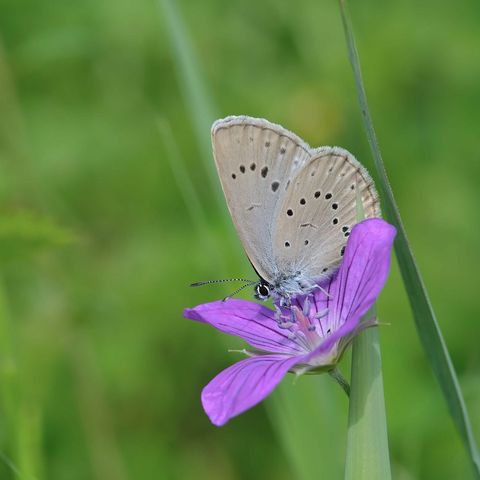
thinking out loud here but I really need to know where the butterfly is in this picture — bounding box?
[204,115,380,305]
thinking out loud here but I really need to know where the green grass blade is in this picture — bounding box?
[158,0,223,205]
[158,117,228,275]
[157,118,209,234]
[267,376,345,480]
[345,310,391,480]
[338,0,480,476]
[0,279,39,479]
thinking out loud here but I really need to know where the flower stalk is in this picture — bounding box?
[329,368,350,397]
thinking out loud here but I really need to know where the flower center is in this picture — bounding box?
[276,304,331,353]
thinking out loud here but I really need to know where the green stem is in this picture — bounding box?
[345,322,391,480]
[329,368,350,397]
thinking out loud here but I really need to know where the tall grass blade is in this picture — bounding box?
[158,0,222,205]
[338,0,480,476]
[267,376,345,480]
[0,279,38,479]
[158,118,227,274]
[345,308,391,480]
[158,118,209,234]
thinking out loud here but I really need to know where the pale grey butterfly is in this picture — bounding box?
[196,115,380,305]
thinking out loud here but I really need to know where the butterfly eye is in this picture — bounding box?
[255,283,270,300]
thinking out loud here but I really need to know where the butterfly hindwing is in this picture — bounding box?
[272,147,380,281]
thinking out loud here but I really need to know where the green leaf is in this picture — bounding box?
[345,309,391,480]
[338,0,480,476]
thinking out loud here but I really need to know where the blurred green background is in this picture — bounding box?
[0,0,479,478]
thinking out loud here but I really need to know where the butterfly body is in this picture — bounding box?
[252,263,322,301]
[211,116,380,303]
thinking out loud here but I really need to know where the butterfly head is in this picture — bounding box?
[254,279,272,301]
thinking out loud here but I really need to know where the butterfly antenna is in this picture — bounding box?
[190,278,255,287]
[222,282,256,302]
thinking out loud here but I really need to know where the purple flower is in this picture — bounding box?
[184,218,396,426]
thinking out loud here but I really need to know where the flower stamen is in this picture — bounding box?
[302,295,311,316]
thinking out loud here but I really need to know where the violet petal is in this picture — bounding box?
[201,354,303,426]
[307,218,396,360]
[184,299,305,355]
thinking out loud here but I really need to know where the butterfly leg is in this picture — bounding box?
[276,295,301,327]
[279,295,292,309]
[273,304,283,322]
[282,296,299,325]
[312,284,333,299]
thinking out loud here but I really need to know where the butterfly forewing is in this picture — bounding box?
[211,116,311,282]
[272,147,380,281]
